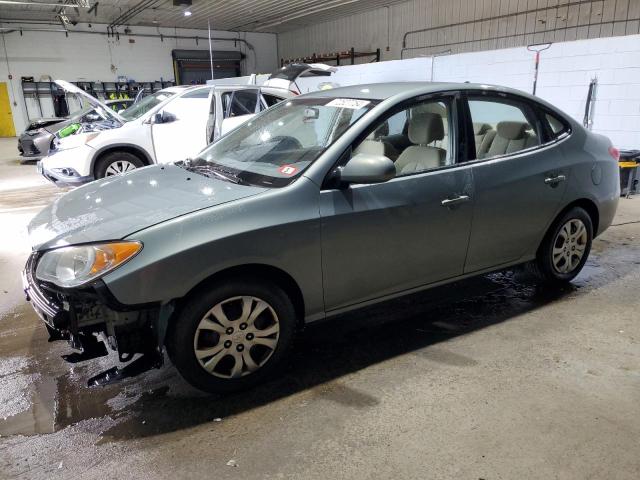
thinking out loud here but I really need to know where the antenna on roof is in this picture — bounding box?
[208,19,214,81]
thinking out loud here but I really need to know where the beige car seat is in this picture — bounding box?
[481,121,538,158]
[473,123,496,158]
[394,112,446,175]
[354,123,399,160]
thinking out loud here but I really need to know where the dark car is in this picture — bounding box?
[18,99,134,162]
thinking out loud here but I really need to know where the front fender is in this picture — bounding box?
[102,177,325,322]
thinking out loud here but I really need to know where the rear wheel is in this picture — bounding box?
[167,280,296,393]
[528,206,593,283]
[95,151,144,179]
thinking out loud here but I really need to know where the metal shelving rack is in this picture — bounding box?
[20,79,178,122]
[280,47,381,67]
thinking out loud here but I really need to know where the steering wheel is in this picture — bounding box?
[270,136,303,151]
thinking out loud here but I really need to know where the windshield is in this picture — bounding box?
[68,104,95,120]
[187,96,378,187]
[120,91,176,121]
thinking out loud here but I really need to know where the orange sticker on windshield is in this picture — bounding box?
[279,165,298,176]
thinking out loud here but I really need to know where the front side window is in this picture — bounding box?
[353,99,454,177]
[119,91,176,121]
[468,97,540,159]
[186,97,378,187]
[227,90,260,117]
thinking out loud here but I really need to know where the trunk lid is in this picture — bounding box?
[263,63,336,92]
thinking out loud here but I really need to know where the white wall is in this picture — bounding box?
[278,0,640,63]
[433,33,640,149]
[0,23,278,132]
[251,33,640,149]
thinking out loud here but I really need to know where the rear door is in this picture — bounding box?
[151,87,212,164]
[463,93,569,272]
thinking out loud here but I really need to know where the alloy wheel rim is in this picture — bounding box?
[193,296,280,379]
[552,218,588,274]
[105,160,137,176]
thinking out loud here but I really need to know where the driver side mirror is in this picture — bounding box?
[154,110,177,124]
[338,153,396,185]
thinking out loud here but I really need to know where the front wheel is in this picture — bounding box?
[528,206,593,283]
[95,151,144,179]
[167,280,296,393]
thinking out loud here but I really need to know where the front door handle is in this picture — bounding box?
[441,195,470,207]
[544,174,566,185]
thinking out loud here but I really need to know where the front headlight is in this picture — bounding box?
[35,241,142,288]
[53,132,100,152]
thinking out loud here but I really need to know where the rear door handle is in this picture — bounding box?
[441,195,470,207]
[544,174,566,185]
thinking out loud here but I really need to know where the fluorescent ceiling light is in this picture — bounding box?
[184,10,192,16]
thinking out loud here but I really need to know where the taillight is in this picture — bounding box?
[608,146,620,161]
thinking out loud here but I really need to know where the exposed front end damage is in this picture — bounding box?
[22,252,170,386]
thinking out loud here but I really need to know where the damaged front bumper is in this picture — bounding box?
[22,252,172,386]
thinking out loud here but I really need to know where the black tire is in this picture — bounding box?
[528,206,593,284]
[94,151,144,179]
[166,280,296,393]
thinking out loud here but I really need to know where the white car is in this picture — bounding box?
[39,64,335,186]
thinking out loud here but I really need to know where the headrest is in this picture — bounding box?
[473,122,492,135]
[497,121,527,140]
[408,112,444,145]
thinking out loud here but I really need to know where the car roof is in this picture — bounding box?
[169,83,295,98]
[302,82,539,102]
[211,84,293,95]
[160,85,191,94]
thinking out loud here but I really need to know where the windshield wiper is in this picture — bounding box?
[179,160,250,186]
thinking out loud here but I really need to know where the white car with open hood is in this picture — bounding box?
[39,63,336,186]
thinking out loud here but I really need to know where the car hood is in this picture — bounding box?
[28,164,267,251]
[54,80,124,124]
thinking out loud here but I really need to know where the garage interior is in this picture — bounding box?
[1,0,639,479]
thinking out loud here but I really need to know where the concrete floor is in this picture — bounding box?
[0,137,638,479]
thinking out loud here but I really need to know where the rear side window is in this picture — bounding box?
[545,112,570,139]
[468,97,541,160]
[262,93,285,108]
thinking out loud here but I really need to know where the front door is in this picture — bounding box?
[463,94,569,272]
[152,87,212,164]
[320,95,475,312]
[0,83,16,137]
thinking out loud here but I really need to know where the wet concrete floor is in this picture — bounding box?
[0,138,639,479]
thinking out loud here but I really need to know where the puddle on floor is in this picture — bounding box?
[0,364,117,436]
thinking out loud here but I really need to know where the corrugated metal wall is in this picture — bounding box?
[277,0,640,64]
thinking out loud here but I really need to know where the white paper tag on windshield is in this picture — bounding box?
[326,98,370,109]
